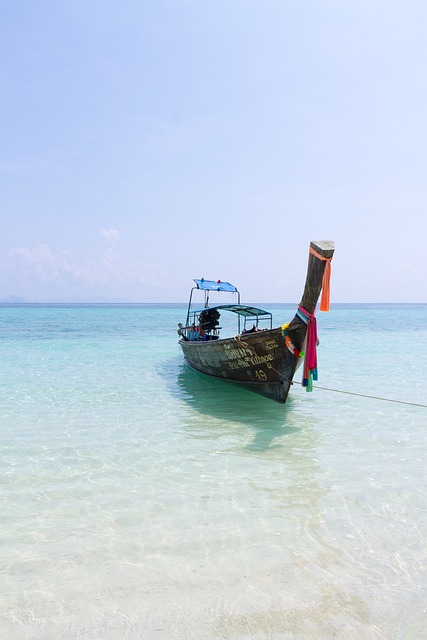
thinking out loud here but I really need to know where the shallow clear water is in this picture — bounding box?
[1,303,426,639]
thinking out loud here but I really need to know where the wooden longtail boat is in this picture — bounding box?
[178,241,335,403]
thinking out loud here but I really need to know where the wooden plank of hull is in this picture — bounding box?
[179,327,300,403]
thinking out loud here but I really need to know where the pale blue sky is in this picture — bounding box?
[1,0,426,302]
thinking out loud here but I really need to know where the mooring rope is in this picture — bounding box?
[280,374,426,408]
[300,382,427,408]
[233,336,426,409]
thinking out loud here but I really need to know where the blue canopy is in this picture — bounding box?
[193,279,238,293]
[193,304,271,317]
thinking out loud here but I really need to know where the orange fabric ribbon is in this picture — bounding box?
[310,247,332,312]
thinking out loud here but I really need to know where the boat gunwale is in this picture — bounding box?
[178,325,283,347]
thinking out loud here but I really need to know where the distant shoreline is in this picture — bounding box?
[1,301,426,306]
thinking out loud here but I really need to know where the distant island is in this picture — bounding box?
[0,295,138,303]
[0,295,28,303]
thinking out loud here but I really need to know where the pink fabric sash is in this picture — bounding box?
[298,306,318,392]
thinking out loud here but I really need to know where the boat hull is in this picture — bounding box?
[178,241,335,404]
[179,327,300,403]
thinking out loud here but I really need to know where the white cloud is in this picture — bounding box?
[102,229,120,241]
[11,244,66,281]
[7,244,164,289]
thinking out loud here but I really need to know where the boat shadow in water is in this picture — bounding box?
[163,361,303,450]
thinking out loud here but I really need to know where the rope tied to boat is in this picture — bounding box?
[309,246,333,312]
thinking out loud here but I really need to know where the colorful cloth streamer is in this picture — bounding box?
[281,323,304,359]
[297,306,318,392]
[282,246,333,392]
[309,246,332,312]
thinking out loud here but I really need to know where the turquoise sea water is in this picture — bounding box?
[1,303,426,640]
